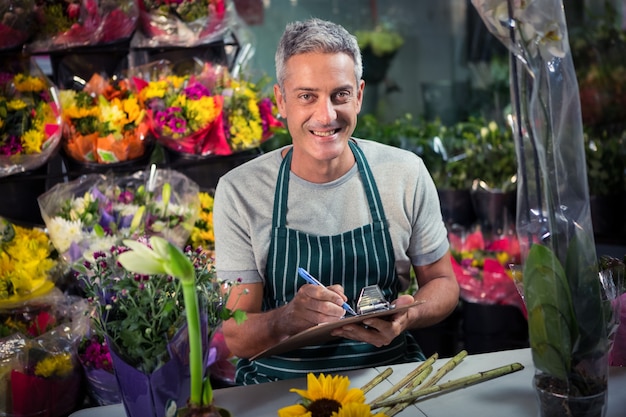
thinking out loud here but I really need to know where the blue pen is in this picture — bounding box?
[297,267,357,316]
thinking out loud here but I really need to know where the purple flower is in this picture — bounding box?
[183,82,211,99]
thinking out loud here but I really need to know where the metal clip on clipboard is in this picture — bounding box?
[356,285,392,315]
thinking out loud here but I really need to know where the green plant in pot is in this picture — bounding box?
[472,1,612,416]
[118,236,246,417]
[355,23,404,85]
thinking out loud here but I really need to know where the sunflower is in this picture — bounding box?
[278,373,387,417]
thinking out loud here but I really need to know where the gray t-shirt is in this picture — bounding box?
[213,138,449,290]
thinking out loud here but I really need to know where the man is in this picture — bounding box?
[214,17,459,385]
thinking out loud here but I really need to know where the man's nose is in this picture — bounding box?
[313,97,337,124]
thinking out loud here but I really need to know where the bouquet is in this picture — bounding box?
[0,288,90,417]
[74,236,246,416]
[188,191,215,251]
[29,0,139,52]
[78,334,122,405]
[0,216,59,305]
[0,0,35,51]
[134,61,283,156]
[38,167,200,264]
[60,73,151,164]
[134,61,228,155]
[221,76,283,153]
[0,58,62,178]
[449,226,526,316]
[134,0,229,48]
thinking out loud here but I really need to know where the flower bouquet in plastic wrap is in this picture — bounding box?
[133,0,231,48]
[220,74,283,154]
[28,0,139,52]
[133,60,283,157]
[0,57,62,178]
[0,217,90,416]
[449,225,526,317]
[60,72,152,165]
[37,166,200,266]
[78,333,122,406]
[72,236,245,417]
[0,288,90,417]
[133,60,228,156]
[0,0,35,51]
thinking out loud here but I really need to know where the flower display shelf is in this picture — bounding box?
[0,161,50,226]
[44,39,133,90]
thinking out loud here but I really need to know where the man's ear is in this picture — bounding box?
[274,83,286,118]
[356,79,365,113]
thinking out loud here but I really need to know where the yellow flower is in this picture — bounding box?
[189,192,215,249]
[278,373,373,417]
[0,222,57,302]
[7,99,27,111]
[34,353,74,378]
[22,129,45,153]
[14,74,46,93]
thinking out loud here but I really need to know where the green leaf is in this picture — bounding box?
[523,244,577,378]
[528,304,571,380]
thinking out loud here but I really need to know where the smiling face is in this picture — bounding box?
[274,52,364,182]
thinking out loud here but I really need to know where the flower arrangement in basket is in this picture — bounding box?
[29,0,139,52]
[59,73,151,165]
[133,61,282,157]
[73,235,246,417]
[0,0,35,51]
[134,0,229,48]
[0,58,62,178]
[0,217,90,417]
[38,167,200,264]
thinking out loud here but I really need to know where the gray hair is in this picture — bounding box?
[275,18,363,91]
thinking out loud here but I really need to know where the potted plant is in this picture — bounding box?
[471,1,612,416]
[355,23,404,85]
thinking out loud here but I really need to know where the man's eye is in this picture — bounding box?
[299,93,312,101]
[334,91,351,102]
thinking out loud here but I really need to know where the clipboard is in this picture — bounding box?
[249,300,425,360]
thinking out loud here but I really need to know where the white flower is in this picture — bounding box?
[47,217,84,253]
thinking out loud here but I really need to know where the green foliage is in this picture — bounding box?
[356,26,404,56]
[523,228,609,394]
[354,114,517,192]
[75,243,244,374]
[584,128,626,196]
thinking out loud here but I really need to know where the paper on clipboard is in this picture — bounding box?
[250,300,425,360]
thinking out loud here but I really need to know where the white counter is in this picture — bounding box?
[70,348,626,417]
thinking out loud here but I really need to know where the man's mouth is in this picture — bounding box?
[311,128,340,137]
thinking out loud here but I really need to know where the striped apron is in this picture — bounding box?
[235,141,423,384]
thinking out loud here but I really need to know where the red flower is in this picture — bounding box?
[27,311,56,337]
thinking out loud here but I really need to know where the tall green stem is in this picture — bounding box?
[181,280,206,407]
